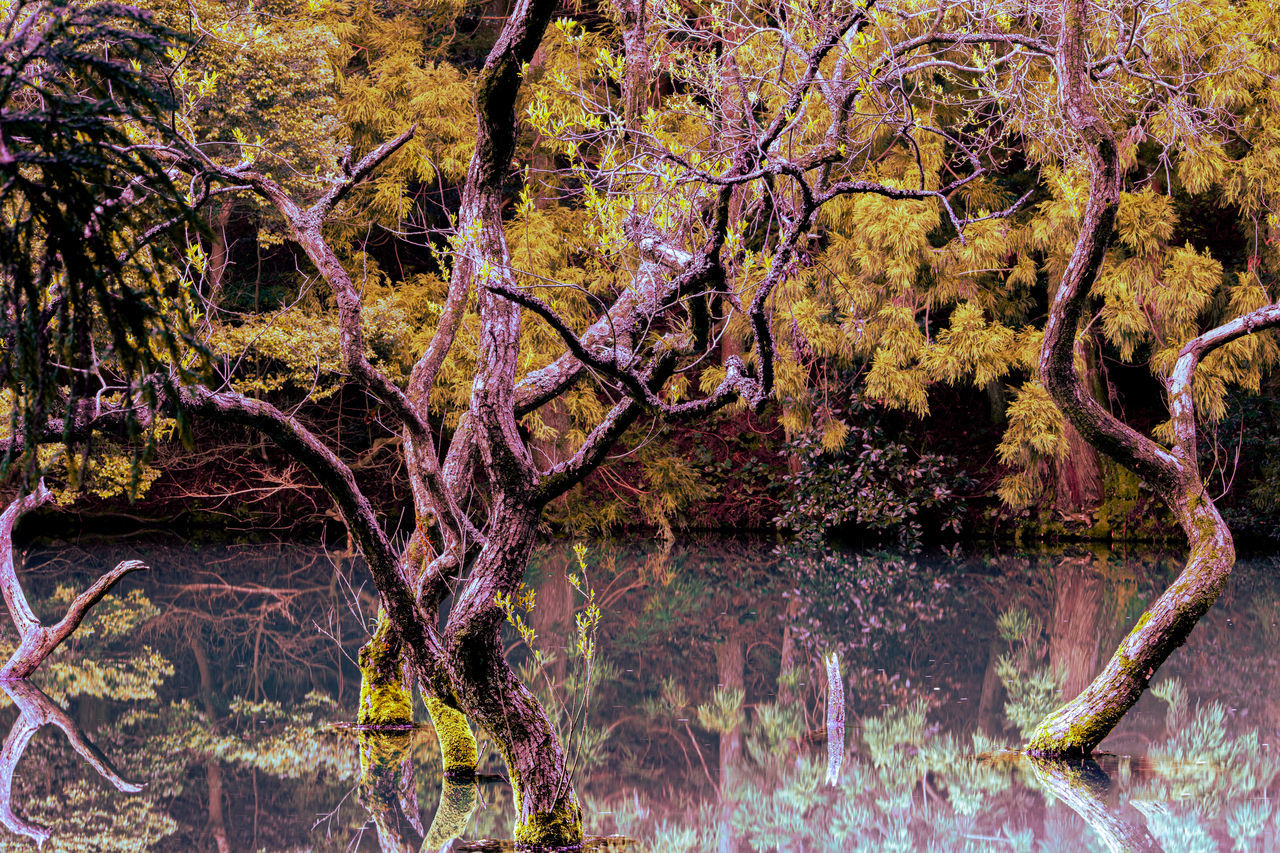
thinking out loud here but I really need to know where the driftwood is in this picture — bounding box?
[0,481,147,679]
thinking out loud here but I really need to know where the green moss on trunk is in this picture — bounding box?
[358,609,412,727]
[425,695,478,773]
[515,800,584,847]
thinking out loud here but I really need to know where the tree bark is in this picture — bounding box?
[715,635,744,853]
[444,507,582,846]
[357,731,423,853]
[357,610,413,728]
[1026,756,1161,852]
[1054,337,1106,521]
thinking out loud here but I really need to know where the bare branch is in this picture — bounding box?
[0,483,51,637]
[46,559,148,649]
[316,125,417,219]
[1169,303,1280,471]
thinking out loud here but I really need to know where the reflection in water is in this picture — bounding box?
[356,730,423,852]
[0,541,1274,850]
[0,680,143,847]
[1023,755,1161,853]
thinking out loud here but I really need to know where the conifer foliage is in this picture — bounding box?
[0,0,197,467]
[3,0,1280,841]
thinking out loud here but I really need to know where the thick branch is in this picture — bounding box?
[46,559,147,649]
[1,555,147,680]
[0,680,144,848]
[1168,303,1280,471]
[0,483,52,636]
[461,0,563,497]
[6,679,143,792]
[1037,0,1182,497]
[316,125,417,219]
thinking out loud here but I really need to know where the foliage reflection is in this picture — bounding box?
[0,542,1274,851]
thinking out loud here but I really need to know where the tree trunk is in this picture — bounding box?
[1028,492,1233,755]
[356,731,423,853]
[420,696,479,848]
[0,680,143,847]
[1028,0,1252,757]
[192,634,232,853]
[1026,756,1161,852]
[204,200,234,298]
[1054,336,1106,522]
[444,506,582,846]
[1,483,147,680]
[358,610,413,728]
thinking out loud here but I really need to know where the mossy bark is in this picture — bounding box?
[1027,0,1250,758]
[357,730,423,852]
[1027,493,1233,756]
[425,695,478,775]
[358,609,413,728]
[445,505,584,849]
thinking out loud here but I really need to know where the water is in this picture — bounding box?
[0,539,1276,851]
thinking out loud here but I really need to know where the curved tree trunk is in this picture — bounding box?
[357,610,413,728]
[357,731,423,853]
[1054,337,1106,522]
[1028,0,1280,756]
[1028,485,1234,754]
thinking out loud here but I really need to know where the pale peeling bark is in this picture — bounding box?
[1028,0,1280,756]
[824,652,845,786]
[0,482,148,679]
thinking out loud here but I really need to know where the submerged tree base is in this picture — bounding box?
[514,800,585,849]
[455,838,632,852]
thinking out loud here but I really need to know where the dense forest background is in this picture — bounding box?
[7,0,1280,546]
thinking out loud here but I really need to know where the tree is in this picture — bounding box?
[1026,0,1280,755]
[142,1,1045,843]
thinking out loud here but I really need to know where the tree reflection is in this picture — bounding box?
[0,542,1275,850]
[0,680,144,848]
[1023,755,1161,853]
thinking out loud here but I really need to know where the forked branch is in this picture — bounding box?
[0,483,148,679]
[0,679,144,847]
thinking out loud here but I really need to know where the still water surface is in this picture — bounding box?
[0,539,1276,851]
